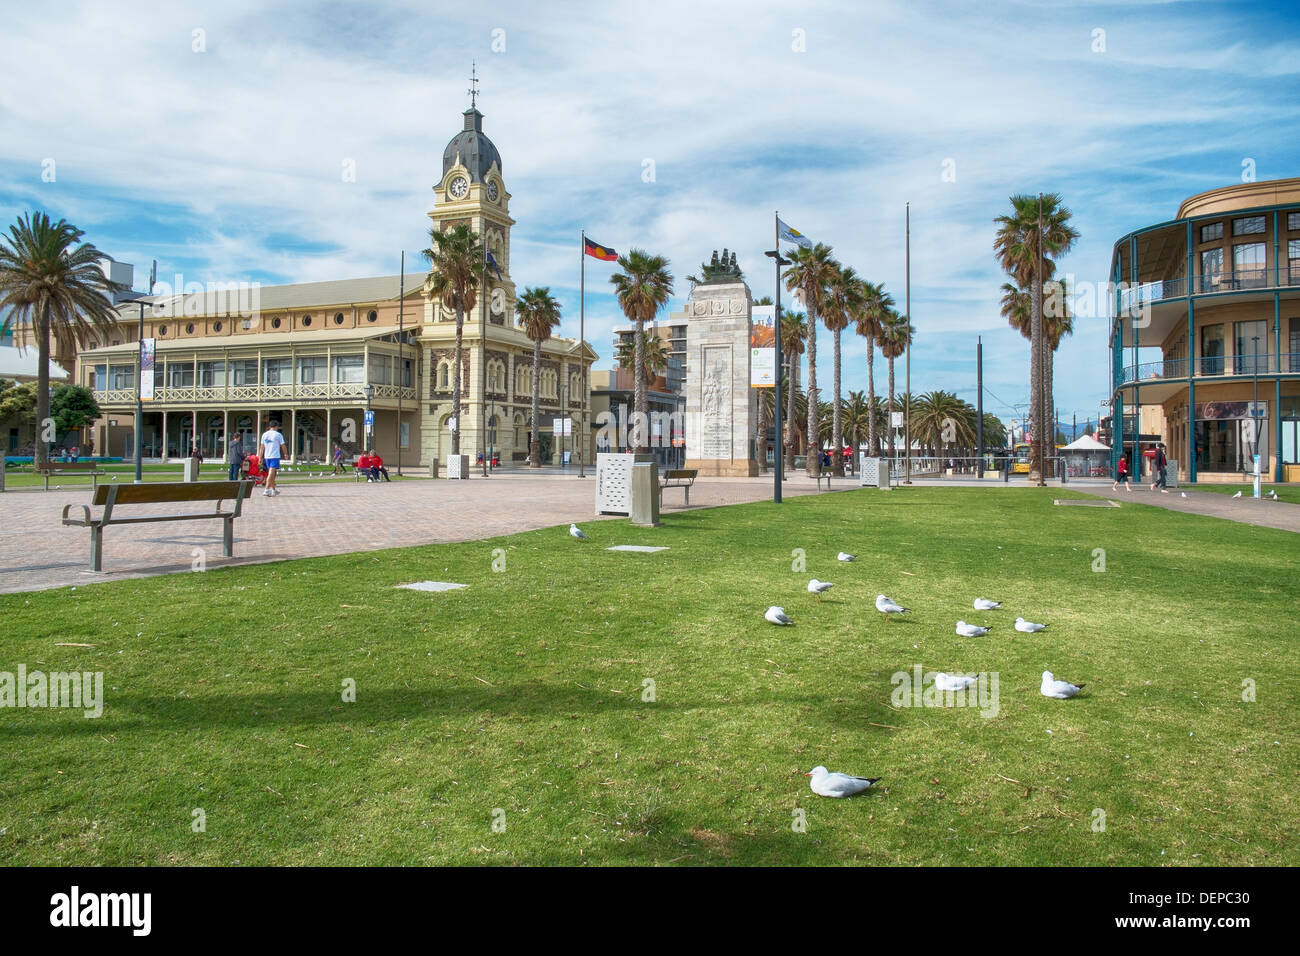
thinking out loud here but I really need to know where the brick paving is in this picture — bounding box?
[0,472,852,594]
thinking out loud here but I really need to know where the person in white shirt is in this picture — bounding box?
[260,420,287,496]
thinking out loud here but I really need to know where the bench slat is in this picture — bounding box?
[89,480,251,506]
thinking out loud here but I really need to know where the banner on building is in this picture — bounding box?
[750,305,776,387]
[140,338,156,401]
[552,417,573,436]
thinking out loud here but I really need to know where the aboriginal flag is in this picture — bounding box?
[584,237,618,261]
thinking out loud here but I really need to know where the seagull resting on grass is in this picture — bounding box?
[1015,617,1048,633]
[765,606,793,626]
[837,552,857,562]
[808,579,834,601]
[1041,670,1085,699]
[876,594,909,621]
[806,766,881,798]
[935,672,978,691]
[955,620,990,637]
[973,598,1002,610]
[569,523,589,540]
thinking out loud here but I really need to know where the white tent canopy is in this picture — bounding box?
[0,346,70,383]
[1061,434,1110,452]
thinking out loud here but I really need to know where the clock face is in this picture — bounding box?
[448,176,469,199]
[486,180,499,202]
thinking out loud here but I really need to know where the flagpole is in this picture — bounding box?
[397,251,404,477]
[772,211,784,503]
[579,229,586,478]
[480,239,489,477]
[904,201,912,485]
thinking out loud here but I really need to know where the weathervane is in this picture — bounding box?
[468,61,480,108]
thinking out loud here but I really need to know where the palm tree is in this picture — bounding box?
[610,250,673,454]
[516,286,562,467]
[615,330,669,385]
[784,243,837,476]
[0,212,122,468]
[424,223,484,458]
[843,389,869,464]
[878,309,914,462]
[913,390,976,456]
[1043,277,1073,462]
[822,262,862,476]
[853,280,894,456]
[982,413,1008,451]
[993,193,1079,482]
[779,310,807,473]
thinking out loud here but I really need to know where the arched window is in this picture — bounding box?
[438,362,450,389]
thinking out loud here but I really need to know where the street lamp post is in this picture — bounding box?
[1252,334,1261,498]
[765,245,790,504]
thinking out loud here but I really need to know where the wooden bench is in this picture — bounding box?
[36,461,103,492]
[659,468,698,506]
[814,471,833,491]
[61,480,253,572]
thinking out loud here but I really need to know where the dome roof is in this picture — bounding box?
[442,108,501,184]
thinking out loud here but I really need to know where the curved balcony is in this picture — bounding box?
[1117,267,1300,312]
[1117,352,1300,388]
[92,382,417,406]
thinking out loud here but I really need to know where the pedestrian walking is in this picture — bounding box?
[1113,454,1132,492]
[1151,442,1169,493]
[260,420,287,497]
[228,433,245,481]
[331,442,345,475]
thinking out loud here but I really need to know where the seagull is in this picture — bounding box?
[876,594,909,621]
[837,552,857,562]
[1270,491,1279,501]
[956,620,989,637]
[973,598,1002,611]
[1041,670,1085,699]
[1015,617,1048,633]
[1180,492,1187,498]
[935,672,978,691]
[806,766,881,798]
[808,579,834,601]
[765,606,793,626]
[1232,491,1242,498]
[569,523,589,540]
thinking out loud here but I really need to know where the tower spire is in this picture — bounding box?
[467,61,480,109]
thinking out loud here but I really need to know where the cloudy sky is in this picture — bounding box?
[2,0,1297,430]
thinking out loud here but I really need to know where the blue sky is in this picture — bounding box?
[2,0,1298,430]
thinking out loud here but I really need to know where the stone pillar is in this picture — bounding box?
[684,279,758,477]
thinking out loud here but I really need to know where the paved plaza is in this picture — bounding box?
[0,472,852,594]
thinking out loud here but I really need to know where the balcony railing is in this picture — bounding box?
[1118,352,1300,386]
[1117,266,1300,312]
[92,382,417,405]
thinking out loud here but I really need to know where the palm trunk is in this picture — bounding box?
[633,319,647,454]
[832,328,843,476]
[1045,344,1056,477]
[784,365,797,477]
[35,318,50,468]
[806,316,819,477]
[451,304,464,457]
[1030,276,1043,483]
[756,391,768,473]
[530,337,542,467]
[866,342,878,456]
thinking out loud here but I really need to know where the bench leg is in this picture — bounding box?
[223,517,235,557]
[684,485,690,506]
[89,526,103,572]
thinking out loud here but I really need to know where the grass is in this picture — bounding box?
[1192,482,1300,504]
[0,487,1296,866]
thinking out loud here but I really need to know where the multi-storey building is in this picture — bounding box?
[1109,177,1300,483]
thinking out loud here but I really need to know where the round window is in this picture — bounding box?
[214,321,223,332]
[367,310,378,322]
[334,313,344,325]
[271,317,281,328]
[159,325,168,336]
[302,315,312,326]
[185,322,195,334]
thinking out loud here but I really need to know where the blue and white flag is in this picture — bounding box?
[486,250,503,281]
[778,217,813,249]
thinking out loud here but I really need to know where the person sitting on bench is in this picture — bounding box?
[366,449,391,482]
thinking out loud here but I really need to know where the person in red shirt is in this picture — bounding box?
[356,452,372,481]
[367,449,391,482]
[1112,454,1132,492]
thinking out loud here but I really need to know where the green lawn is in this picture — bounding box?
[1192,482,1300,504]
[1,488,1295,865]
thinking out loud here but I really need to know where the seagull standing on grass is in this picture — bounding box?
[808,579,834,601]
[806,766,880,798]
[956,621,990,637]
[1232,491,1242,499]
[1015,617,1048,633]
[837,552,857,562]
[1041,670,1085,699]
[569,524,589,540]
[973,598,1002,611]
[765,606,793,626]
[876,595,909,622]
[935,672,978,691]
